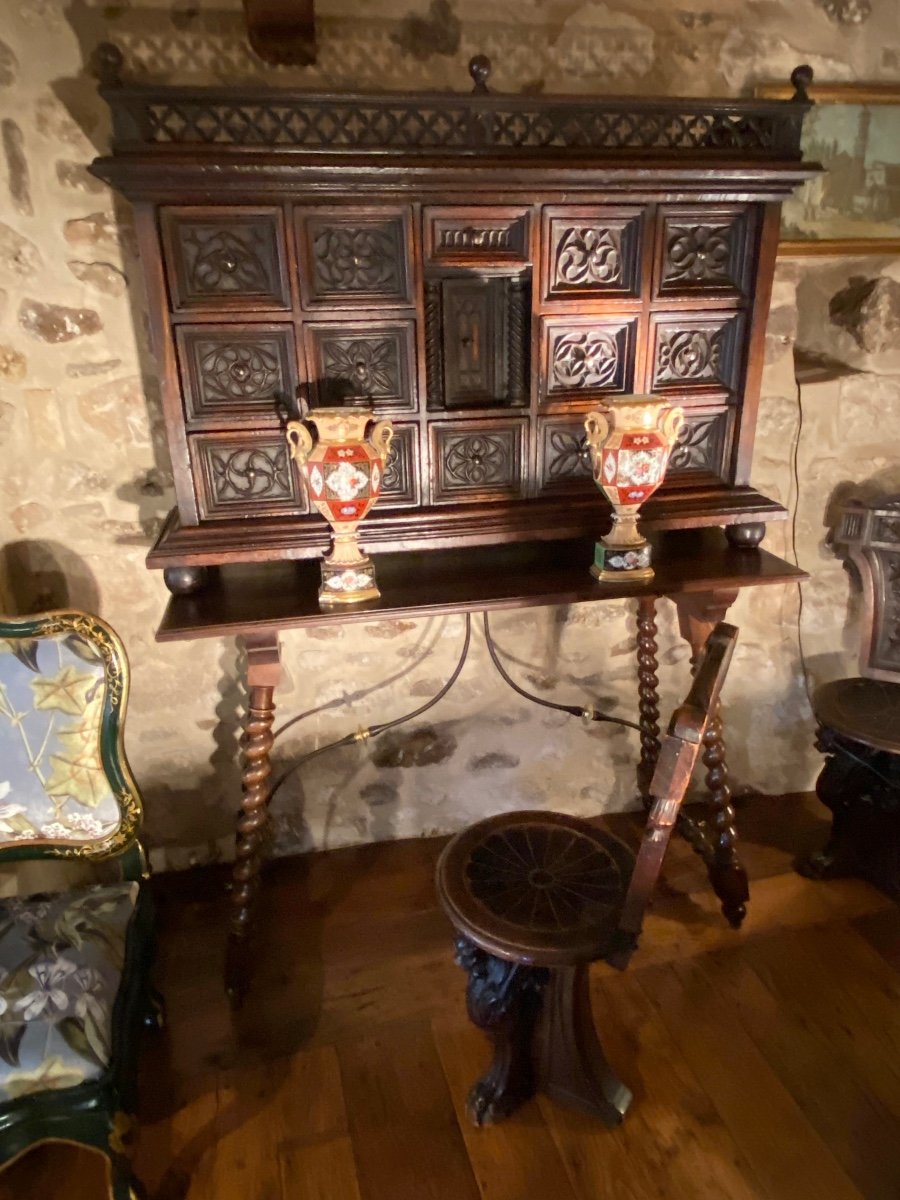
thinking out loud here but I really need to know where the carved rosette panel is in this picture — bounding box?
[191,433,306,519]
[543,319,634,400]
[162,209,289,310]
[307,321,415,411]
[667,410,731,479]
[539,418,594,492]
[178,326,297,426]
[544,209,643,299]
[657,207,752,297]
[651,314,742,393]
[431,420,525,503]
[379,424,419,508]
[298,212,410,305]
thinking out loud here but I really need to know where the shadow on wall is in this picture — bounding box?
[1,539,101,614]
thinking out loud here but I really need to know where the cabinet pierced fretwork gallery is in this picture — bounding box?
[90,51,818,592]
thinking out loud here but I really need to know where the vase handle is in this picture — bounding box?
[369,418,394,464]
[286,419,314,466]
[662,406,685,446]
[584,409,610,450]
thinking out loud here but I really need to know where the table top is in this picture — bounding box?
[156,528,806,642]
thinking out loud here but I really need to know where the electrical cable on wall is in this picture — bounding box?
[268,609,640,803]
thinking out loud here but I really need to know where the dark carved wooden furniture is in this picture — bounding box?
[87,49,816,996]
[435,623,737,1125]
[799,495,900,899]
[0,611,159,1200]
[90,51,817,596]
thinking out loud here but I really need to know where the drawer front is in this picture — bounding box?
[305,319,417,412]
[649,312,744,395]
[379,423,420,509]
[542,206,645,301]
[161,207,289,311]
[538,415,595,493]
[177,324,297,428]
[430,418,527,504]
[190,431,306,520]
[666,406,734,483]
[295,209,412,308]
[655,205,756,300]
[424,206,529,264]
[540,316,638,404]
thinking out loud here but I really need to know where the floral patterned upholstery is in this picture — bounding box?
[0,883,138,1102]
[0,629,123,847]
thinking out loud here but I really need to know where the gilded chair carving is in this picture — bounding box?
[0,610,156,1200]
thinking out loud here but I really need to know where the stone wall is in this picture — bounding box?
[0,0,897,871]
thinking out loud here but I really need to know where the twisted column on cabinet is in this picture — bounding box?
[227,631,281,1002]
[636,596,661,807]
[674,589,748,928]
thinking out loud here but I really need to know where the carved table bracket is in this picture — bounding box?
[674,588,749,928]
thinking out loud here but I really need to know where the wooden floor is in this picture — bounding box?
[3,792,900,1200]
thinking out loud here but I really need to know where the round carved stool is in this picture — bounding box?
[436,810,635,1125]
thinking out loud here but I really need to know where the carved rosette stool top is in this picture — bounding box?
[799,495,900,899]
[286,404,393,604]
[584,396,684,581]
[88,50,818,591]
[437,625,737,1125]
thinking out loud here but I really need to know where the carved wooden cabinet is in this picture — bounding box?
[90,52,816,591]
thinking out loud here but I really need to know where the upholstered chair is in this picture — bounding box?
[0,610,157,1199]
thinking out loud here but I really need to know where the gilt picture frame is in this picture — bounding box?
[756,81,900,257]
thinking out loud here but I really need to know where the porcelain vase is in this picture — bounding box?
[584,396,684,583]
[286,405,394,605]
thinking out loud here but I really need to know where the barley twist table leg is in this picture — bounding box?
[636,597,661,808]
[226,632,281,1003]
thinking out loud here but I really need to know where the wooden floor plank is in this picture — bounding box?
[593,970,768,1200]
[0,1145,109,1200]
[279,1136,363,1200]
[694,944,900,1200]
[745,926,900,1118]
[132,1076,219,1200]
[432,1015,584,1200]
[637,956,865,1200]
[851,907,900,974]
[338,1017,481,1200]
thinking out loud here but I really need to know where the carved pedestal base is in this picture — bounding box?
[454,938,630,1126]
[797,727,900,901]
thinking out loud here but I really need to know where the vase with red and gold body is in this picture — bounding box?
[286,405,394,606]
[584,396,684,583]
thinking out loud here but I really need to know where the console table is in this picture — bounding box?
[156,528,805,995]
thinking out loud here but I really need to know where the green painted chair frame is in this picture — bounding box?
[0,610,157,1200]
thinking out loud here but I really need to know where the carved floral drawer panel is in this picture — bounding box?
[189,430,307,520]
[177,324,297,429]
[160,207,291,312]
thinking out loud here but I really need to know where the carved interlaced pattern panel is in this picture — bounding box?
[136,98,803,157]
[379,425,417,506]
[198,340,280,400]
[433,423,524,500]
[170,219,285,306]
[668,411,729,475]
[544,425,593,483]
[210,445,291,503]
[875,550,900,671]
[556,227,621,286]
[465,825,625,932]
[304,218,407,302]
[320,335,403,402]
[550,328,623,393]
[653,318,739,390]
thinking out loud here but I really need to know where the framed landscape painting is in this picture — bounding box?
[755,81,900,256]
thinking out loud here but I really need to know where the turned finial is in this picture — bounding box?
[790,64,814,103]
[469,55,491,94]
[92,41,124,87]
